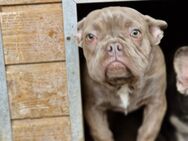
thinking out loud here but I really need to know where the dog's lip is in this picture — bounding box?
[105,60,132,86]
[105,60,128,77]
[106,60,126,70]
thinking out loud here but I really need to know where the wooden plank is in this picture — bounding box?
[1,3,62,12]
[0,0,61,5]
[12,117,71,141]
[6,62,69,119]
[0,23,12,141]
[0,4,65,65]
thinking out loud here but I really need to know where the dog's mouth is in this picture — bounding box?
[105,61,132,85]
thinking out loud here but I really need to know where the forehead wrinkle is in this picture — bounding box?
[100,9,113,23]
[92,20,105,32]
[107,7,145,24]
[104,11,144,30]
[85,8,146,37]
[91,18,135,38]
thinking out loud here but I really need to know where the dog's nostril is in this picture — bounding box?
[107,43,123,54]
[107,45,113,52]
[117,44,123,51]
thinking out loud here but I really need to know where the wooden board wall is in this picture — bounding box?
[0,0,61,5]
[13,117,71,141]
[0,2,71,141]
[1,4,65,65]
[6,62,69,119]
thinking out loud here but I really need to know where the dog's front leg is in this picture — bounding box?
[137,95,167,141]
[85,106,114,141]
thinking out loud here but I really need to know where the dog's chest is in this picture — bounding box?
[117,85,131,111]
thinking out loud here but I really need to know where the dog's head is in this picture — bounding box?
[77,7,167,85]
[174,46,188,95]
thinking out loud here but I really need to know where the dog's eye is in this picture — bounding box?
[130,29,141,38]
[86,33,96,41]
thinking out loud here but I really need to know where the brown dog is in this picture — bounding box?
[77,7,167,141]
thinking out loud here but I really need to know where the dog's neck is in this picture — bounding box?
[101,76,143,96]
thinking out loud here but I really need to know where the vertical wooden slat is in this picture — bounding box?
[0,24,12,141]
[62,0,84,141]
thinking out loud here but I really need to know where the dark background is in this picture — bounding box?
[77,1,188,140]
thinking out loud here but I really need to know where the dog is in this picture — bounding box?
[173,46,188,95]
[77,6,167,141]
[169,46,188,141]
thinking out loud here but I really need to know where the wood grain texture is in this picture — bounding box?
[0,4,65,65]
[6,62,69,119]
[12,117,71,141]
[0,0,60,5]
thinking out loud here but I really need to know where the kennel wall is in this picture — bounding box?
[0,0,83,141]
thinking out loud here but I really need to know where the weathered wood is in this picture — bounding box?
[6,62,69,119]
[0,4,65,65]
[0,0,61,5]
[12,117,71,141]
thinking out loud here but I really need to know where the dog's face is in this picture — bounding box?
[174,46,188,95]
[77,7,167,85]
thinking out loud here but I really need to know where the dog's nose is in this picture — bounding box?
[107,43,123,56]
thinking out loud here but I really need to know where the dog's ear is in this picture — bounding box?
[145,15,167,45]
[77,18,85,47]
